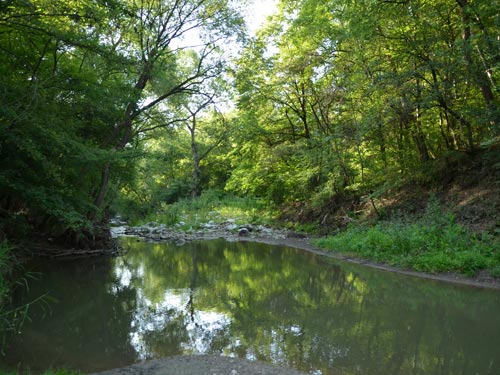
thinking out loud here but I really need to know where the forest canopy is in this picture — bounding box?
[0,0,499,247]
[0,0,244,246]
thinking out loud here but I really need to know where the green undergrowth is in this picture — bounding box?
[313,200,500,277]
[0,241,11,308]
[0,370,80,375]
[131,190,275,229]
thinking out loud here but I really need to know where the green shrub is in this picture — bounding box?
[136,190,274,228]
[313,200,499,277]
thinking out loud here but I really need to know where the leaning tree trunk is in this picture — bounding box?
[92,65,152,221]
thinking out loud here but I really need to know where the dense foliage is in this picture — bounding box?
[0,1,499,370]
[229,0,499,205]
[0,0,244,247]
[1,0,498,247]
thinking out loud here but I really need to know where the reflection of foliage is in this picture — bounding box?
[116,238,500,375]
[1,258,137,373]
[4,239,500,375]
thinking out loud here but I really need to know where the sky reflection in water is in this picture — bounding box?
[2,238,500,375]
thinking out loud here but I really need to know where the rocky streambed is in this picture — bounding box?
[110,218,307,246]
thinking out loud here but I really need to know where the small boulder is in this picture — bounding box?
[225,223,238,231]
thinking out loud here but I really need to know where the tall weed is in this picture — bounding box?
[0,241,51,354]
[0,241,11,306]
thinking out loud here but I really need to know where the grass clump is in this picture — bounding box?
[313,200,499,277]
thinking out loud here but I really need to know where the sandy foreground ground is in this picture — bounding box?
[89,355,308,375]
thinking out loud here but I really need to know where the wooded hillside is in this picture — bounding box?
[1,0,498,247]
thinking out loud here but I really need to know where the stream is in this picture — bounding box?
[2,237,500,374]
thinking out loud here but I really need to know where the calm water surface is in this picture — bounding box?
[2,238,500,374]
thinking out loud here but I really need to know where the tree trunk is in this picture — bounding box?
[92,163,110,221]
[430,65,475,152]
[92,63,152,217]
[189,116,201,199]
[414,78,430,162]
[456,0,498,130]
[377,121,388,168]
[191,141,201,199]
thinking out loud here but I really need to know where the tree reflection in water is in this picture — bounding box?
[2,238,500,375]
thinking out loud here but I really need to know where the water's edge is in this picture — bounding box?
[238,235,500,290]
[115,222,500,290]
